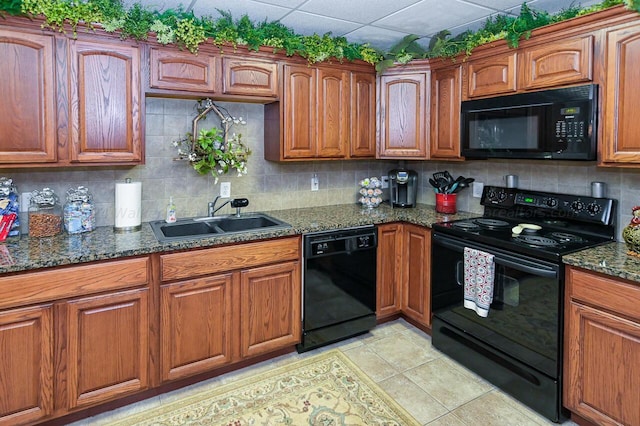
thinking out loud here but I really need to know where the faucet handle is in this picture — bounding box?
[230,198,249,208]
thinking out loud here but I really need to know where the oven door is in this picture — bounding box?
[431,232,562,378]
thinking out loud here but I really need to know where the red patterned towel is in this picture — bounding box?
[463,247,495,317]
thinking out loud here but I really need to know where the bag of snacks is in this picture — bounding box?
[0,177,20,238]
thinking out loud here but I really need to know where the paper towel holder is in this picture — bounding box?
[114,178,142,233]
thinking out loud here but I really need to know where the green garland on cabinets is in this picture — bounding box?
[3,0,381,64]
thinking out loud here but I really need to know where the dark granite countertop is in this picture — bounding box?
[0,203,476,275]
[563,242,640,284]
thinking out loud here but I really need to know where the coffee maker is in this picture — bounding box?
[389,167,418,208]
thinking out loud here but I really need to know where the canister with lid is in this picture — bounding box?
[64,186,95,234]
[29,188,63,238]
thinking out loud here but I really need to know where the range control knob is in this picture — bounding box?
[487,189,497,200]
[498,191,507,202]
[587,203,601,216]
[571,200,585,212]
[545,197,558,208]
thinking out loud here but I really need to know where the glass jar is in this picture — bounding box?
[29,188,62,238]
[64,186,95,234]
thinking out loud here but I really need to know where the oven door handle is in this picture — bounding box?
[434,234,558,279]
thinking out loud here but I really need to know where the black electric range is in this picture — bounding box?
[432,185,616,262]
[430,185,616,422]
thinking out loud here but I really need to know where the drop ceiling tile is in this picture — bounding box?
[375,0,493,37]
[190,0,289,22]
[299,0,421,24]
[279,11,361,36]
[254,0,307,7]
[526,0,602,13]
[345,26,417,51]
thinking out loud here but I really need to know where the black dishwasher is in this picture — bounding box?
[296,226,377,353]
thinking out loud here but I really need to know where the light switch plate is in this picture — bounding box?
[472,182,484,198]
[220,182,231,198]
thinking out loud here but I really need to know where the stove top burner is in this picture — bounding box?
[473,218,510,228]
[549,232,584,243]
[515,235,558,247]
[452,222,481,231]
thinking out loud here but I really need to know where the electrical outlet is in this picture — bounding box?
[472,182,484,198]
[311,174,319,191]
[220,182,231,198]
[381,176,389,189]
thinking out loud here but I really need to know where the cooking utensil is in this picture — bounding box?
[428,178,440,193]
[453,178,475,193]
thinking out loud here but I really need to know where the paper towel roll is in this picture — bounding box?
[114,180,141,232]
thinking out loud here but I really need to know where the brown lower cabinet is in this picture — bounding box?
[564,266,640,426]
[159,237,301,382]
[0,236,301,425]
[376,223,431,327]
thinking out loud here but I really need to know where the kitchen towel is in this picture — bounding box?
[463,247,495,317]
[114,180,142,231]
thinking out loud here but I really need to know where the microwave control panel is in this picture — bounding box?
[553,102,590,152]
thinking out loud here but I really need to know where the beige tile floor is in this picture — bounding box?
[71,319,578,426]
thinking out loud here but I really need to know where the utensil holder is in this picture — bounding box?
[436,193,457,214]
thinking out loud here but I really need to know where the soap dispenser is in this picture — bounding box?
[165,196,177,223]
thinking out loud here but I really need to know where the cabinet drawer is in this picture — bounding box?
[160,237,300,282]
[567,267,640,321]
[0,257,149,309]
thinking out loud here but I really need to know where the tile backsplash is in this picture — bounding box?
[2,98,638,240]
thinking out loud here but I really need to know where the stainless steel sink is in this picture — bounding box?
[150,213,291,242]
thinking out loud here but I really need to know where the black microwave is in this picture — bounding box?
[461,84,597,160]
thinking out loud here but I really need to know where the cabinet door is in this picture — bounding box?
[160,274,234,382]
[376,223,402,318]
[316,68,348,158]
[0,305,53,425]
[401,225,431,326]
[0,30,56,164]
[350,72,376,158]
[564,267,640,426]
[465,52,517,98]
[601,23,640,163]
[223,57,277,97]
[240,261,301,358]
[378,73,428,158]
[283,65,316,158]
[430,66,462,159]
[63,288,149,410]
[519,35,593,90]
[69,40,142,163]
[149,46,216,92]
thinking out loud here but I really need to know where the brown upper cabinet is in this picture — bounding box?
[147,44,279,101]
[430,64,462,159]
[0,28,57,164]
[377,71,429,159]
[465,51,517,99]
[518,35,593,90]
[222,57,278,97]
[350,72,377,158]
[149,46,217,92]
[68,39,143,163]
[0,20,144,167]
[600,21,640,164]
[464,35,593,100]
[264,62,375,161]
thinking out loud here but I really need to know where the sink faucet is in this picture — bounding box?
[208,196,231,217]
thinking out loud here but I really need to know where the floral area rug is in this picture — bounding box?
[110,349,419,425]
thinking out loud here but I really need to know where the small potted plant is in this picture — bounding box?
[174,100,251,183]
